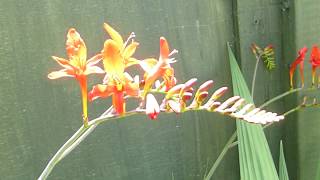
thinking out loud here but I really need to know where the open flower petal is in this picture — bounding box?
[48,70,73,79]
[102,39,125,77]
[52,56,75,70]
[88,84,114,101]
[84,66,105,75]
[160,37,170,61]
[123,42,139,60]
[66,28,87,63]
[104,23,124,47]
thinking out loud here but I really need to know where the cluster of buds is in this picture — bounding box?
[144,79,284,124]
[290,46,320,88]
[251,43,275,70]
[48,22,284,127]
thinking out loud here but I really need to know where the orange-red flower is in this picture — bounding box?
[310,45,320,86]
[140,37,178,97]
[48,28,104,127]
[289,47,308,88]
[88,23,140,115]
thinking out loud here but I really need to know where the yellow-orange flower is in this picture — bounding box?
[140,37,178,97]
[89,23,140,115]
[48,28,104,127]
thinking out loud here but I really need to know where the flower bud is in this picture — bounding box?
[146,94,160,120]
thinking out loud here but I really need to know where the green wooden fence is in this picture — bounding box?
[0,0,319,179]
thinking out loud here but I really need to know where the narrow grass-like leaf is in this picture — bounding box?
[279,140,289,180]
[228,44,279,180]
[316,161,320,180]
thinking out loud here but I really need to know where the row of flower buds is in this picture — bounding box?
[144,78,284,124]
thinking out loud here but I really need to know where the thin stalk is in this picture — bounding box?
[38,125,87,180]
[204,132,237,180]
[58,124,97,161]
[259,87,303,108]
[38,107,115,180]
[263,103,320,129]
[251,55,261,97]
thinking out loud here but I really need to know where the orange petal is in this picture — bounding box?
[88,84,114,101]
[102,39,125,77]
[52,56,74,70]
[125,82,139,97]
[123,73,139,96]
[126,57,140,67]
[163,74,176,91]
[103,23,124,47]
[310,46,320,65]
[113,91,125,115]
[300,62,304,87]
[160,37,170,60]
[66,28,87,63]
[48,70,73,79]
[123,42,139,60]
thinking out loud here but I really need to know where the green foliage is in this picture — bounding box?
[228,44,279,180]
[279,141,289,180]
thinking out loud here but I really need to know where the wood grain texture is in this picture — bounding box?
[0,0,239,179]
[293,1,320,179]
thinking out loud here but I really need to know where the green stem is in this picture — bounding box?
[204,132,237,180]
[58,124,97,161]
[251,55,261,97]
[38,125,87,180]
[263,103,320,129]
[38,107,114,180]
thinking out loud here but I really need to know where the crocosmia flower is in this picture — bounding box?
[140,37,178,97]
[48,28,104,126]
[88,23,140,115]
[310,45,320,86]
[289,47,308,88]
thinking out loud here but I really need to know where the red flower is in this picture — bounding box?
[310,45,320,86]
[289,47,308,88]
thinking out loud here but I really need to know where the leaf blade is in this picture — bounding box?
[228,44,279,180]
